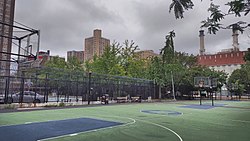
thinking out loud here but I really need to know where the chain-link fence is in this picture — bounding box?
[0,68,156,104]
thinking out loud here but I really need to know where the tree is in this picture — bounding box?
[243,50,250,61]
[66,56,84,71]
[119,40,140,75]
[160,30,175,64]
[169,0,250,34]
[125,57,147,78]
[201,3,249,34]
[147,56,166,86]
[169,0,194,19]
[146,56,165,98]
[88,42,125,75]
[228,69,248,98]
[43,56,84,81]
[45,56,67,69]
[175,52,197,68]
[233,62,250,93]
[86,40,146,77]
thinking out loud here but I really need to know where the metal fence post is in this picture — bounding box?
[88,72,92,105]
[4,76,10,104]
[19,71,25,106]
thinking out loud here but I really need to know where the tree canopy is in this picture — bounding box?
[169,0,250,34]
[42,35,228,97]
[86,40,147,78]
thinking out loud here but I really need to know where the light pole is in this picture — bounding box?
[171,71,176,100]
[88,72,92,105]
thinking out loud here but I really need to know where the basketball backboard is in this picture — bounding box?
[194,77,210,88]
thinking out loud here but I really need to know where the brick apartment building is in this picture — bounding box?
[135,50,159,59]
[67,50,84,62]
[84,29,110,61]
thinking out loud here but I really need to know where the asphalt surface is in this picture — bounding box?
[0,118,122,141]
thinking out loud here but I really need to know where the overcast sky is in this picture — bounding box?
[14,0,250,58]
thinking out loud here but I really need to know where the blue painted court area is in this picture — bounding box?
[0,118,122,141]
[141,110,182,116]
[179,103,227,110]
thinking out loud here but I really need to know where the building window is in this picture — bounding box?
[231,53,233,57]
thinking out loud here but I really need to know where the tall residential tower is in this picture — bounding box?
[84,29,110,61]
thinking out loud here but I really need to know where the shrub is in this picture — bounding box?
[4,104,16,109]
[43,104,58,107]
[59,102,65,107]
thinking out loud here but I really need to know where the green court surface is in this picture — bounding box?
[0,100,250,141]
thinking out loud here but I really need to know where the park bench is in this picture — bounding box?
[116,97,128,103]
[131,97,141,102]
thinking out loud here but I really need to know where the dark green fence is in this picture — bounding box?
[0,68,156,104]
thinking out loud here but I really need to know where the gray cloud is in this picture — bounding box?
[15,0,122,56]
[14,0,250,58]
[132,0,250,55]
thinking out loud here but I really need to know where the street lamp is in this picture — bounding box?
[171,71,176,101]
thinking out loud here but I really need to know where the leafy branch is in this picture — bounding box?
[169,0,250,34]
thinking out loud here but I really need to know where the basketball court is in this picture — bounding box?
[0,100,250,141]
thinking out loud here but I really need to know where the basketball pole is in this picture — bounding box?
[200,89,202,105]
[210,87,214,106]
[212,92,214,106]
[199,81,204,106]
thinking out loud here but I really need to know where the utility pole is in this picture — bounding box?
[37,30,40,57]
[171,71,176,100]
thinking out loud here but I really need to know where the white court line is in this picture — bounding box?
[69,133,78,136]
[38,117,136,141]
[231,119,250,123]
[137,119,183,141]
[0,121,39,128]
[25,122,32,124]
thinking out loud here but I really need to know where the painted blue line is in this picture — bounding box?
[179,103,227,110]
